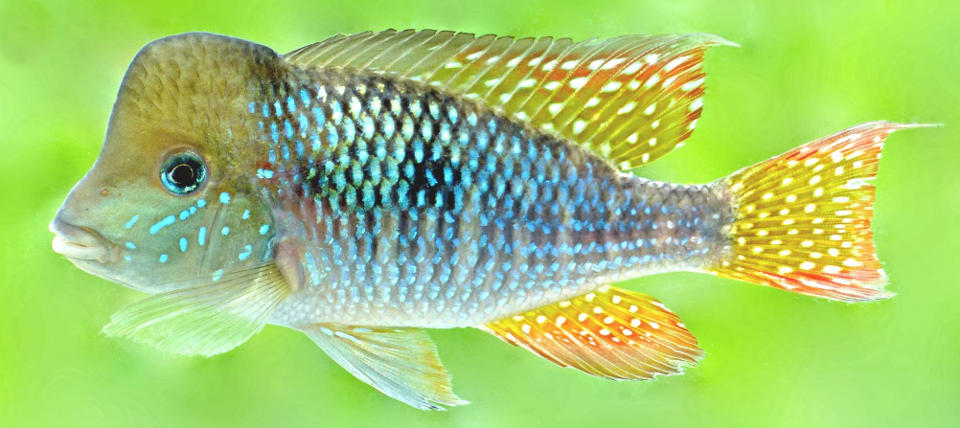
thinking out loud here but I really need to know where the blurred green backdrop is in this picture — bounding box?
[1,0,957,427]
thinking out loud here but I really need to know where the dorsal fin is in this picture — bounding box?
[284,29,735,169]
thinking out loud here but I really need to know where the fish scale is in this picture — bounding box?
[255,69,734,327]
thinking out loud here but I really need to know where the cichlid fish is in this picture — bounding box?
[50,30,924,409]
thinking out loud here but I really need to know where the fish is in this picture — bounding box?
[49,30,927,410]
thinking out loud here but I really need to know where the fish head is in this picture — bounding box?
[51,33,284,293]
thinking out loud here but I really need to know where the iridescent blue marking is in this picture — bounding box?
[259,224,270,235]
[179,237,188,253]
[299,89,311,107]
[124,215,139,229]
[242,210,251,220]
[219,192,231,204]
[248,101,255,114]
[270,122,279,143]
[212,269,224,281]
[197,199,206,208]
[298,114,309,135]
[284,120,294,139]
[198,227,207,246]
[238,245,253,261]
[257,169,274,179]
[286,96,296,113]
[124,242,136,250]
[179,210,190,221]
[149,215,176,235]
[221,226,230,236]
[158,254,168,264]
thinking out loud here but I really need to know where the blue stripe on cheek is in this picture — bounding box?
[149,216,176,235]
[259,224,270,235]
[124,215,139,229]
[179,237,188,253]
[159,254,168,263]
[198,227,207,246]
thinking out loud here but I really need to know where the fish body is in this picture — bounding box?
[258,68,732,327]
[50,30,922,409]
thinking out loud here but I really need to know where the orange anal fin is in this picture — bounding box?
[483,286,703,380]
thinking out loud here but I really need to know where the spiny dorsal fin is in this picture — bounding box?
[284,29,735,169]
[483,286,703,380]
[301,325,467,410]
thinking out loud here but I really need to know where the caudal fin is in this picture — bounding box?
[710,121,927,302]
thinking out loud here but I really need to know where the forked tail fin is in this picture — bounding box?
[710,121,928,302]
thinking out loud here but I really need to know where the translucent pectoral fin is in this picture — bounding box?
[301,325,467,410]
[102,265,290,357]
[483,286,703,380]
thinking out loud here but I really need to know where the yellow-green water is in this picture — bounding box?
[1,0,957,426]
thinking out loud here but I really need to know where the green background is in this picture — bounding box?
[1,0,957,426]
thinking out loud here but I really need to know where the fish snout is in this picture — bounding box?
[49,217,118,264]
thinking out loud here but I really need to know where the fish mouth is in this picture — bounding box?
[49,218,118,264]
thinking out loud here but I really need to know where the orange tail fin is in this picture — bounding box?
[711,121,927,302]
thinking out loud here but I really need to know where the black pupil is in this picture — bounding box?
[170,163,196,186]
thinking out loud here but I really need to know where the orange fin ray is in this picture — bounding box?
[482,286,703,380]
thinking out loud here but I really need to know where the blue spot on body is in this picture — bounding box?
[259,224,270,235]
[179,237,188,253]
[124,242,136,250]
[242,210,251,220]
[270,123,279,143]
[179,210,190,220]
[212,269,224,281]
[124,215,139,229]
[219,192,231,204]
[159,254,168,263]
[312,107,325,127]
[197,199,206,208]
[198,227,207,246]
[149,216,176,235]
[300,89,311,107]
[221,226,230,236]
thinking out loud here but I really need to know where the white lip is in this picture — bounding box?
[49,219,117,264]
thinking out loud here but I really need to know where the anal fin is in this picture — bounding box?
[302,325,467,410]
[483,286,702,380]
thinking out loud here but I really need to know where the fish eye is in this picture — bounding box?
[160,152,206,195]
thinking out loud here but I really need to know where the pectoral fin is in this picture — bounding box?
[301,325,467,410]
[102,265,290,357]
[483,286,703,379]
